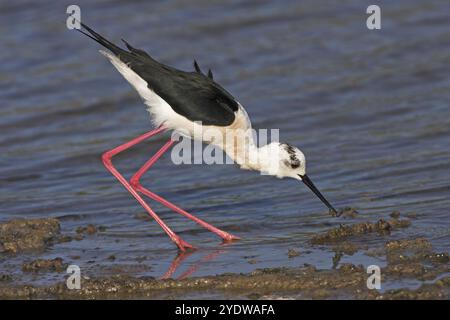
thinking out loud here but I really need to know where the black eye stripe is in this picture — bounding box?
[290,158,301,169]
[281,143,301,169]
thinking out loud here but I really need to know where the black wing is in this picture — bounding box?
[78,23,238,126]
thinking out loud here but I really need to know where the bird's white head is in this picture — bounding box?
[255,142,338,216]
[255,142,305,178]
[275,142,306,179]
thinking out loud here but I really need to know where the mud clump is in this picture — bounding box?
[76,224,97,235]
[311,218,410,244]
[425,252,450,264]
[22,258,68,273]
[385,238,432,252]
[384,238,449,266]
[338,263,364,274]
[287,249,300,258]
[390,211,401,219]
[385,263,427,277]
[0,274,13,282]
[0,218,62,254]
[380,238,450,280]
[387,218,411,229]
[338,207,359,218]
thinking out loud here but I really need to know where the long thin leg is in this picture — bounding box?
[102,127,195,252]
[130,139,240,242]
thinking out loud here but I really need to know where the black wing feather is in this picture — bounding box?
[193,60,202,74]
[78,23,238,126]
[121,39,152,59]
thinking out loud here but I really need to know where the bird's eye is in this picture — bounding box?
[283,158,301,169]
[290,159,301,169]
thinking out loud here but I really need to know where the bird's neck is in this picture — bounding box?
[223,140,279,175]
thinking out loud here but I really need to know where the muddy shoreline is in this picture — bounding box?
[0,264,449,299]
[0,212,448,299]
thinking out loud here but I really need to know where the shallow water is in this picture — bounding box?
[0,0,449,290]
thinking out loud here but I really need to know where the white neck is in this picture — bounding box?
[223,140,281,175]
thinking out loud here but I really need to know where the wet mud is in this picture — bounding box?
[311,216,411,245]
[22,258,68,273]
[0,263,448,299]
[0,212,448,299]
[0,218,64,254]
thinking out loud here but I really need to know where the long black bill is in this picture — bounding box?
[299,174,339,216]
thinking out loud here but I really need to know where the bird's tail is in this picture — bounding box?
[76,22,126,56]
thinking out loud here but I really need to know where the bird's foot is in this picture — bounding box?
[222,233,241,242]
[175,237,197,252]
[214,229,241,242]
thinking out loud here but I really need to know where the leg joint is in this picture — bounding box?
[101,151,113,167]
[130,176,141,189]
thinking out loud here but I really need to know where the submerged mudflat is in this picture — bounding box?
[0,214,448,299]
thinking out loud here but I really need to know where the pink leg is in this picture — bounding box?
[130,139,240,242]
[102,127,195,252]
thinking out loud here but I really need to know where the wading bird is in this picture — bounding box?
[77,23,339,251]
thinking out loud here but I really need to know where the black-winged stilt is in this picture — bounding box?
[77,23,338,252]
